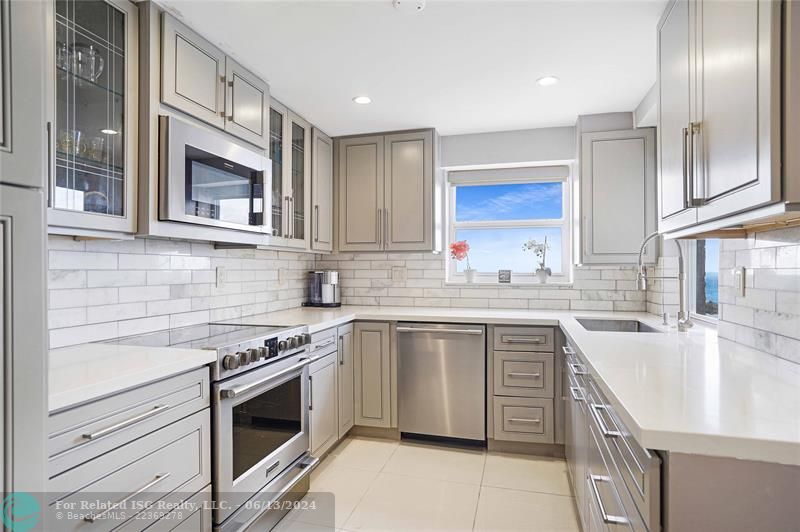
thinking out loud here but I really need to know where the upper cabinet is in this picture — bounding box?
[579,128,657,264]
[47,0,139,235]
[0,0,48,189]
[268,101,310,249]
[311,128,334,252]
[336,129,438,252]
[657,0,794,236]
[161,13,269,149]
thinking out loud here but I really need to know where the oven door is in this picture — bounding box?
[159,115,271,233]
[213,353,310,524]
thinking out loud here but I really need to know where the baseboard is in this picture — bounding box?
[350,425,401,440]
[488,438,566,458]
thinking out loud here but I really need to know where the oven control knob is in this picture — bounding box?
[301,333,312,345]
[287,337,297,349]
[237,351,249,367]
[247,348,260,364]
[297,334,308,346]
[278,340,288,351]
[257,346,268,360]
[222,354,240,371]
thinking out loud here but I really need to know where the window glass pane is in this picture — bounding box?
[454,227,562,274]
[455,182,563,221]
[695,239,719,318]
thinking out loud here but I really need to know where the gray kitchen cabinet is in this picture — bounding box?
[47,0,139,235]
[311,127,334,252]
[161,13,269,149]
[337,135,385,251]
[580,128,657,264]
[565,344,589,530]
[161,13,225,130]
[0,0,48,188]
[309,352,338,457]
[337,323,355,437]
[336,129,438,252]
[657,0,785,234]
[353,322,392,428]
[383,130,433,251]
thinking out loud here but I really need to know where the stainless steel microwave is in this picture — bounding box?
[159,115,271,233]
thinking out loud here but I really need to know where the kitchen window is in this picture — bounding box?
[446,166,571,284]
[687,239,720,321]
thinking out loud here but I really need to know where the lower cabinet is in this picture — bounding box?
[309,352,338,457]
[353,322,392,428]
[337,323,355,437]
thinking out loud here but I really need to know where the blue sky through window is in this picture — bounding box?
[455,182,563,222]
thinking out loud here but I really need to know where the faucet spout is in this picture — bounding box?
[636,231,693,332]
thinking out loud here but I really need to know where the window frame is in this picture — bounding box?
[446,173,572,285]
[685,239,720,325]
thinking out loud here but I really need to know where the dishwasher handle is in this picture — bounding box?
[396,326,484,335]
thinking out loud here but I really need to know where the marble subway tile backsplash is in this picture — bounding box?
[316,253,646,311]
[47,236,315,348]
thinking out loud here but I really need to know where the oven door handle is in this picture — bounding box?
[219,358,310,399]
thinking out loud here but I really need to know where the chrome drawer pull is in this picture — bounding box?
[508,418,541,423]
[83,473,170,522]
[396,327,484,335]
[502,335,545,344]
[312,337,335,351]
[81,404,169,440]
[562,346,575,355]
[569,362,588,376]
[589,474,629,525]
[569,386,585,402]
[507,372,541,378]
[590,403,623,438]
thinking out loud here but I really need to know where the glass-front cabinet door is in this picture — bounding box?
[269,104,286,239]
[287,111,310,248]
[49,0,138,234]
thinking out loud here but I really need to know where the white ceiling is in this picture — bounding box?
[159,0,667,136]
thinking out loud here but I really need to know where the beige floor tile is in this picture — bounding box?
[324,437,399,472]
[482,453,572,496]
[291,463,379,528]
[273,515,336,532]
[343,472,480,532]
[473,486,580,532]
[381,441,486,485]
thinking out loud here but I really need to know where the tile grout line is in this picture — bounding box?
[471,450,488,531]
[338,437,401,530]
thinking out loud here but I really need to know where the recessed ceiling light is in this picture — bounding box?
[101,128,119,135]
[536,76,560,87]
[352,95,372,105]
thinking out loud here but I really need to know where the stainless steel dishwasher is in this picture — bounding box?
[397,322,486,442]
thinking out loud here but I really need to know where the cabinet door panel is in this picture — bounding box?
[337,136,384,251]
[337,325,354,438]
[161,13,224,129]
[310,355,337,457]
[581,129,656,263]
[696,0,781,221]
[384,131,432,251]
[657,0,697,232]
[225,58,268,148]
[311,128,333,252]
[353,322,391,427]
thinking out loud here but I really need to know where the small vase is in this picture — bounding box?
[535,268,550,284]
[464,269,476,284]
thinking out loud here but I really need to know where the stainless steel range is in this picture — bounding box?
[110,322,318,531]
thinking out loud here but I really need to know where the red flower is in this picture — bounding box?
[449,240,470,261]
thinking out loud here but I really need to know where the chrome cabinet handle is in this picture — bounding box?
[384,208,389,246]
[308,375,313,411]
[588,474,629,525]
[83,473,170,522]
[508,418,541,424]
[682,126,690,208]
[507,372,541,378]
[569,362,587,376]
[590,403,623,438]
[314,205,319,242]
[396,326,484,335]
[312,337,335,351]
[686,122,705,207]
[569,386,585,402]
[220,358,310,399]
[377,208,383,247]
[46,121,54,207]
[338,336,344,365]
[502,335,545,344]
[82,404,169,440]
[562,346,575,355]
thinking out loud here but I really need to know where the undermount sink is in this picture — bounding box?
[576,318,661,333]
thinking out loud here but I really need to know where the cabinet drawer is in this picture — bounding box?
[494,326,554,352]
[48,367,210,477]
[310,327,338,356]
[48,410,211,530]
[115,486,212,532]
[493,397,554,444]
[494,351,553,398]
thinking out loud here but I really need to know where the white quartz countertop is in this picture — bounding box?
[49,343,215,413]
[233,306,800,465]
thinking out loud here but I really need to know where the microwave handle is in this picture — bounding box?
[219,358,310,399]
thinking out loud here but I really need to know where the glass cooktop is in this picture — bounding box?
[102,323,289,350]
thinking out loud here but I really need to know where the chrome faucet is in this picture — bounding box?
[637,231,693,332]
